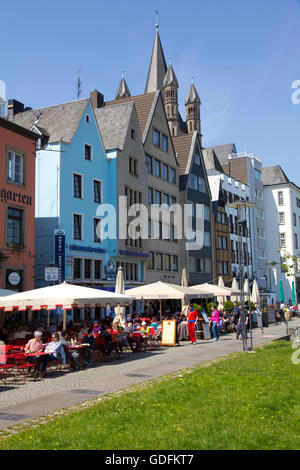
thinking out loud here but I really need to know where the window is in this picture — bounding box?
[189,174,197,190]
[194,152,200,165]
[161,134,168,152]
[294,213,297,227]
[153,129,160,147]
[172,255,178,272]
[73,174,82,198]
[129,157,137,175]
[164,254,171,271]
[7,208,23,246]
[147,252,155,270]
[170,196,176,210]
[131,129,135,140]
[280,233,286,248]
[73,258,82,279]
[7,150,24,184]
[204,232,211,247]
[154,159,161,177]
[84,144,92,161]
[297,198,300,208]
[258,249,266,259]
[73,214,82,240]
[295,234,299,250]
[94,218,101,243]
[148,187,153,204]
[257,228,265,239]
[145,155,152,174]
[155,253,163,270]
[84,259,91,279]
[278,191,284,206]
[254,169,262,181]
[86,115,90,123]
[256,208,264,219]
[162,193,169,206]
[278,212,285,225]
[94,180,102,203]
[154,190,161,206]
[170,168,176,184]
[196,258,205,273]
[255,188,263,200]
[204,205,211,221]
[162,163,168,181]
[197,176,206,193]
[94,260,102,280]
[205,258,212,273]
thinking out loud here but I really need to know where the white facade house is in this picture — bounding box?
[203,148,252,282]
[263,166,300,304]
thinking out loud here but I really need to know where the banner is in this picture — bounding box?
[54,229,66,283]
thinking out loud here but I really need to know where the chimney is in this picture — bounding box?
[90,90,104,109]
[7,99,24,119]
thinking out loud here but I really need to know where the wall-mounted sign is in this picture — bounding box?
[69,244,106,254]
[119,250,149,259]
[0,188,32,206]
[8,271,20,286]
[55,229,65,283]
[45,267,59,282]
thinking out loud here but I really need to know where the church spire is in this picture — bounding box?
[115,71,131,100]
[185,80,202,140]
[145,12,167,93]
[163,58,180,136]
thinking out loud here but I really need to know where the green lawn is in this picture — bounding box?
[0,340,299,450]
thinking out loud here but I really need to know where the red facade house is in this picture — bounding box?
[0,117,37,292]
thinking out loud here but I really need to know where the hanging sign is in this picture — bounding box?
[54,229,65,283]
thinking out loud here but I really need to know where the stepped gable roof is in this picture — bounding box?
[172,133,194,175]
[105,92,157,141]
[10,99,89,144]
[145,30,167,93]
[94,101,134,151]
[202,148,224,173]
[207,143,237,165]
[163,64,179,88]
[262,165,290,186]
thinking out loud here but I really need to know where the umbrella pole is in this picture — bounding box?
[159,300,162,323]
[47,310,50,329]
[63,309,67,330]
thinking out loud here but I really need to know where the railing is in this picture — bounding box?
[228,152,261,164]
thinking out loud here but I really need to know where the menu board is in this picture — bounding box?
[203,323,212,340]
[161,320,177,346]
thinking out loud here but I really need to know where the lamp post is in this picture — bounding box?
[227,201,256,352]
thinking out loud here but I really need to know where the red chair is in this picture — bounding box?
[11,353,33,384]
[15,338,26,346]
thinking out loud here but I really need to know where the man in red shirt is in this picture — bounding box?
[187,305,198,344]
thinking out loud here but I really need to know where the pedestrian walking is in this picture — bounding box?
[187,305,198,344]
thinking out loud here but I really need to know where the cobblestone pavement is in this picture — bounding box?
[0,319,298,430]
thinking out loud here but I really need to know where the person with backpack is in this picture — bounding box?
[255,304,264,334]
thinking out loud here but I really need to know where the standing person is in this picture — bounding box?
[210,306,220,341]
[232,301,241,333]
[82,328,95,367]
[187,305,198,345]
[255,303,264,334]
[236,310,249,340]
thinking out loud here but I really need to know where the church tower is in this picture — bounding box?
[145,13,167,93]
[185,82,202,142]
[115,71,131,100]
[163,58,180,137]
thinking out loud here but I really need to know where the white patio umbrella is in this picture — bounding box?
[126,281,210,321]
[217,276,225,307]
[0,282,133,330]
[113,266,126,331]
[251,279,260,305]
[243,279,250,303]
[231,278,239,302]
[190,283,237,297]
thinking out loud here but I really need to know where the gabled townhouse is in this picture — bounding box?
[263,165,300,304]
[9,96,116,302]
[0,115,37,296]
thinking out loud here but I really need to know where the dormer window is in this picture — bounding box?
[85,144,92,161]
[131,129,135,140]
[86,115,90,123]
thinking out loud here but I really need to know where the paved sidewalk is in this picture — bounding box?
[0,319,298,431]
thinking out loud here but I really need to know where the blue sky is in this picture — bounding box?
[1,0,299,182]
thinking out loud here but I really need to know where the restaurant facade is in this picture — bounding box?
[0,116,37,293]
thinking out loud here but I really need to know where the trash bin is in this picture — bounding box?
[262,312,269,328]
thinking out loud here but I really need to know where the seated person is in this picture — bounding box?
[222,311,231,332]
[99,325,112,357]
[0,328,8,345]
[25,330,44,353]
[140,321,150,335]
[82,328,95,366]
[70,331,82,346]
[93,321,102,336]
[49,323,57,335]
[60,330,80,370]
[14,325,28,340]
[40,333,65,376]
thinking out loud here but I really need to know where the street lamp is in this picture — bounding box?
[227,201,256,352]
